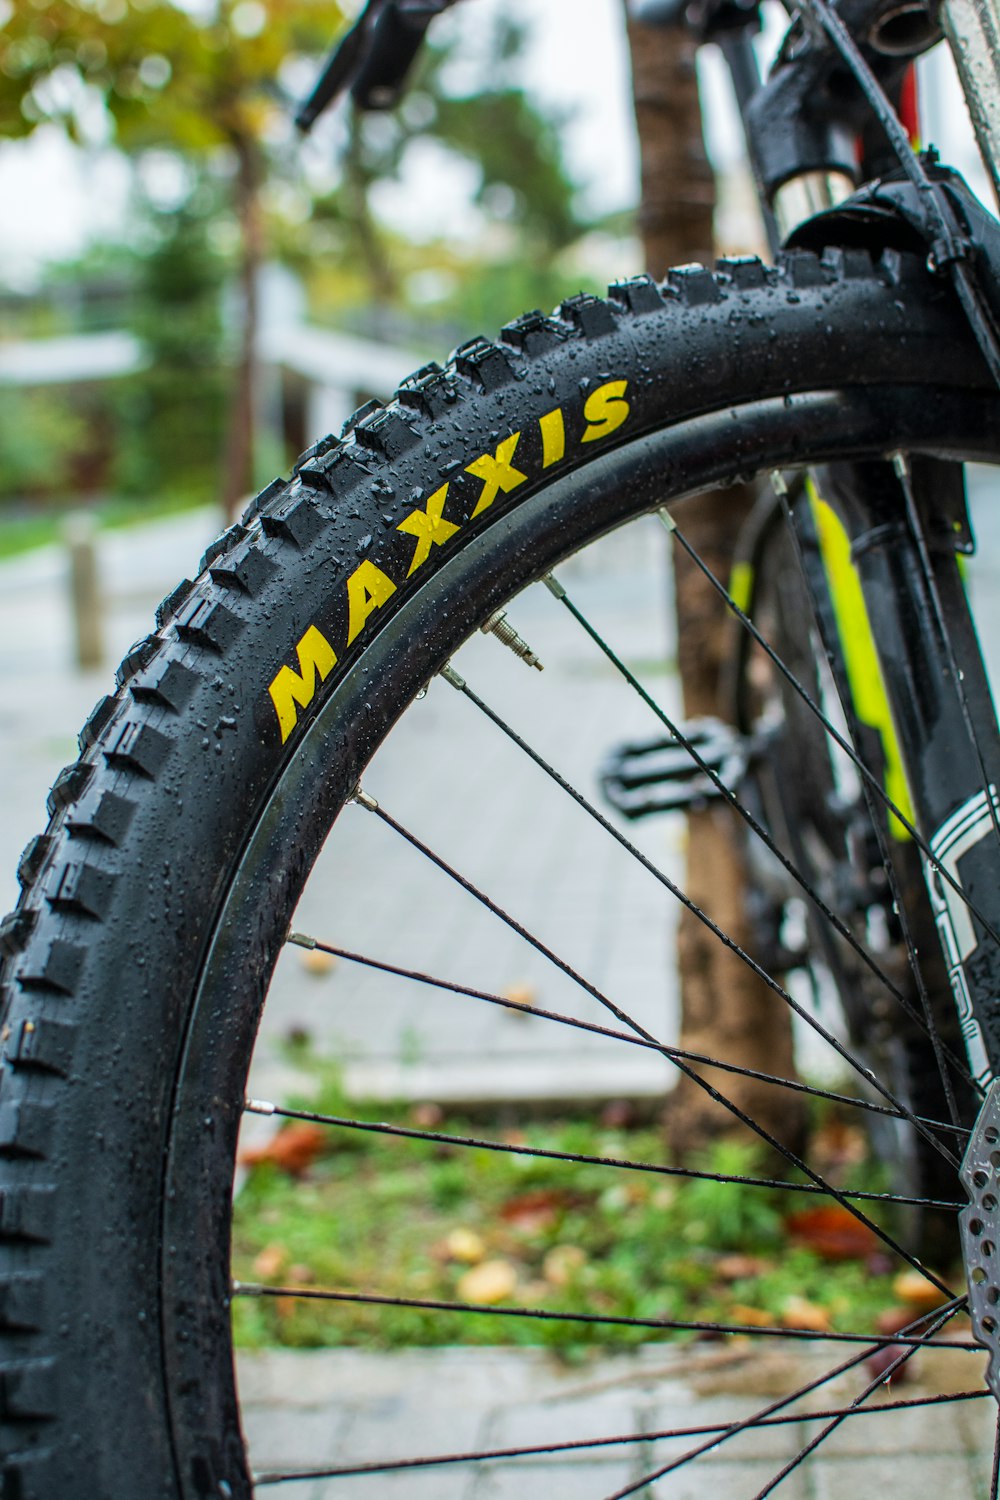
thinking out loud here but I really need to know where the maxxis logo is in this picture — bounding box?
[266,379,632,745]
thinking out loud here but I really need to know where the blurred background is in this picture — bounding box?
[2,0,997,1070]
[0,0,754,917]
[0,0,649,546]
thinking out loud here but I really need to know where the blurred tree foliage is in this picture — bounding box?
[0,387,86,499]
[0,3,597,511]
[114,192,228,498]
[1,0,346,510]
[299,14,593,335]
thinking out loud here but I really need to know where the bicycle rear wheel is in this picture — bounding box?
[2,247,999,1497]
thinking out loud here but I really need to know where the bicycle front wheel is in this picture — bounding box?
[2,247,999,1497]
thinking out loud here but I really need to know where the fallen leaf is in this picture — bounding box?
[500,1189,568,1233]
[781,1295,832,1333]
[410,1102,444,1129]
[502,983,537,1016]
[892,1270,949,1311]
[252,1244,288,1281]
[445,1228,486,1264]
[543,1245,586,1287]
[785,1205,879,1261]
[457,1259,518,1305]
[715,1253,768,1282]
[299,947,337,977]
[728,1304,775,1328]
[239,1123,327,1177]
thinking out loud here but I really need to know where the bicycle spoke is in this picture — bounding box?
[251,1388,990,1485]
[664,502,1000,972]
[542,570,974,1092]
[604,1297,968,1500]
[751,1298,962,1498]
[243,1097,963,1209]
[353,791,956,1293]
[282,931,967,1142]
[233,1281,974,1348]
[438,665,961,1175]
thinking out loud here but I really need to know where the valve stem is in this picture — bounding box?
[480,609,544,671]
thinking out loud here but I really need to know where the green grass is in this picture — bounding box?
[232,1072,914,1354]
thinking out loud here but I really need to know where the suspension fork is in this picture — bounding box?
[801,456,1000,1084]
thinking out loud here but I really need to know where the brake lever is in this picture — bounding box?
[295,0,456,133]
[295,1,376,134]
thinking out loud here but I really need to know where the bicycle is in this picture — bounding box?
[6,0,1000,1491]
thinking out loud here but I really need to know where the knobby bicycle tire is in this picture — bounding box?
[2,247,999,1498]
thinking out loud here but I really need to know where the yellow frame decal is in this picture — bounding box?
[808,482,914,840]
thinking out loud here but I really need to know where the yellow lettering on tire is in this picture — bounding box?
[539,408,566,468]
[581,380,630,443]
[268,624,337,744]
[397,483,460,577]
[466,433,528,518]
[346,558,397,645]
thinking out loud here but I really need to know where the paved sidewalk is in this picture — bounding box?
[236,1340,991,1497]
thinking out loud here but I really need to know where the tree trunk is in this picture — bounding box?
[222,134,264,519]
[623,9,804,1155]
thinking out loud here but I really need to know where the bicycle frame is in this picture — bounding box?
[797,457,1000,1085]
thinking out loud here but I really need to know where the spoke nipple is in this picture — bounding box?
[891,450,910,481]
[353,786,379,812]
[440,662,466,690]
[769,470,789,497]
[543,572,566,600]
[481,609,544,671]
[657,506,677,532]
[287,931,316,950]
[245,1097,276,1115]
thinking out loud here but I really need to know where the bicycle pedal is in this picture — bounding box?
[599,717,752,819]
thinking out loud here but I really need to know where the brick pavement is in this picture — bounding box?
[237,1342,989,1497]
